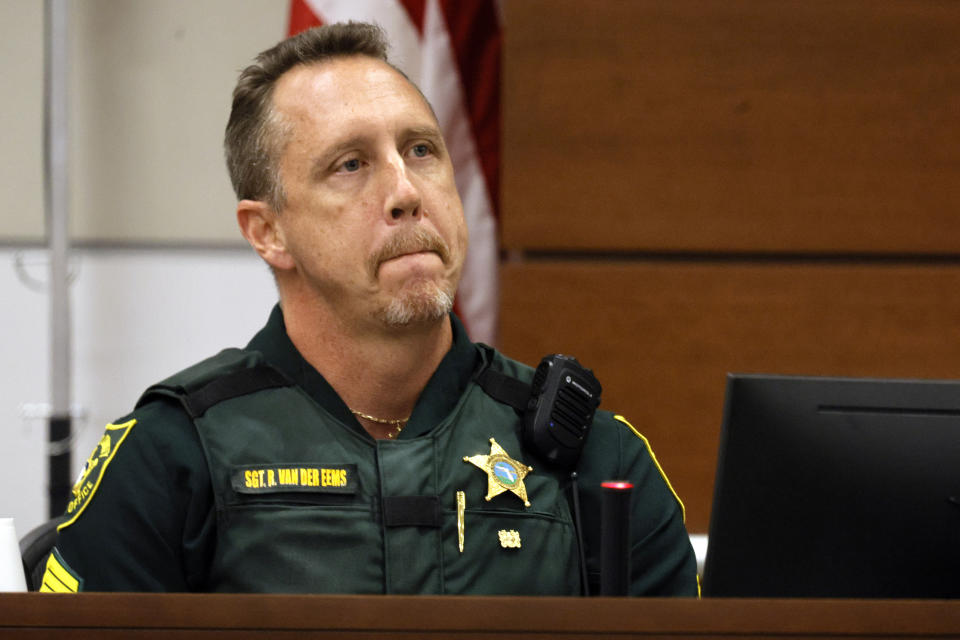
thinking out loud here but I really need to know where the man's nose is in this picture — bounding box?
[384,155,422,222]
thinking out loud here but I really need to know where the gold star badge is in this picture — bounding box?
[463,438,533,507]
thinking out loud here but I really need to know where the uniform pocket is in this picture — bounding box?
[441,506,580,595]
[212,502,382,593]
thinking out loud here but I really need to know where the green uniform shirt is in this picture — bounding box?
[46,306,698,595]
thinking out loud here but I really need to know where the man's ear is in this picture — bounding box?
[237,199,295,271]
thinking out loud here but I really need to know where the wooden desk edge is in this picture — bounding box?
[1,594,958,637]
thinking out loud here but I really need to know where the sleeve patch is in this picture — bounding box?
[39,548,83,593]
[58,419,137,532]
[613,414,687,523]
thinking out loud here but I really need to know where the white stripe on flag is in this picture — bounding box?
[302,0,422,77]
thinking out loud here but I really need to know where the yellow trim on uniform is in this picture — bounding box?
[613,414,686,523]
[57,419,137,532]
[615,415,699,597]
[38,549,81,593]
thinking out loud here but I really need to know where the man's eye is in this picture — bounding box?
[340,158,361,172]
[410,144,431,158]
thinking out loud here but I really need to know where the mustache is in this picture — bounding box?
[369,226,451,273]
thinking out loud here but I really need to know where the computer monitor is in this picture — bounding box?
[702,373,960,598]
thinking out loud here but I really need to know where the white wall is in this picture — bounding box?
[0,0,289,244]
[0,0,44,239]
[2,247,278,533]
[0,0,289,536]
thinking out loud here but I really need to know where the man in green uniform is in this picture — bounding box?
[40,22,698,596]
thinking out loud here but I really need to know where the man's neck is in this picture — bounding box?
[281,297,452,439]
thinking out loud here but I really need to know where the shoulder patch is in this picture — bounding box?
[39,548,83,592]
[613,414,687,523]
[58,419,136,531]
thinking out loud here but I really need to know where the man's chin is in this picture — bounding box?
[376,283,455,328]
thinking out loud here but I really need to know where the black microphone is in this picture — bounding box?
[600,480,633,596]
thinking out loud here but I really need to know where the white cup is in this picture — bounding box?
[0,518,28,592]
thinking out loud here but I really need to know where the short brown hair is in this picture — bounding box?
[224,22,389,210]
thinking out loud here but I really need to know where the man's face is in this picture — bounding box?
[269,56,468,329]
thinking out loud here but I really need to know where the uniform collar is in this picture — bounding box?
[246,304,480,440]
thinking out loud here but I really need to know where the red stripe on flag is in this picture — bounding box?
[289,0,324,35]
[399,0,428,35]
[438,0,501,217]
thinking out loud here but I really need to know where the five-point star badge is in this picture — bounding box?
[463,438,533,507]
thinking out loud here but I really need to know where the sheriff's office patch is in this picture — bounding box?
[38,548,83,593]
[58,419,136,531]
[231,464,359,495]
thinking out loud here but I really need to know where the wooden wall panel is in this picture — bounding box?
[502,0,960,253]
[500,262,960,532]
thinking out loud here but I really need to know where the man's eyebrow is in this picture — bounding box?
[404,125,445,144]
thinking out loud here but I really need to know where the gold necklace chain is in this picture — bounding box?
[350,409,410,439]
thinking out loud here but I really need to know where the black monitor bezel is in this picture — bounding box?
[702,373,960,598]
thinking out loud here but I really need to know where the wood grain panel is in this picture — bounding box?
[500,261,960,531]
[502,0,960,252]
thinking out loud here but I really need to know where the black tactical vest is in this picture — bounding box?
[142,347,580,594]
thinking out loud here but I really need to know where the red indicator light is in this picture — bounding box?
[601,481,634,490]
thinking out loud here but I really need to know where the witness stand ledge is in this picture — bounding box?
[1,593,959,638]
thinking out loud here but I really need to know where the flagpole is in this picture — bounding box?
[45,0,72,519]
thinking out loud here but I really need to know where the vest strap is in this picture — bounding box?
[475,365,530,412]
[183,365,291,418]
[382,496,441,528]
